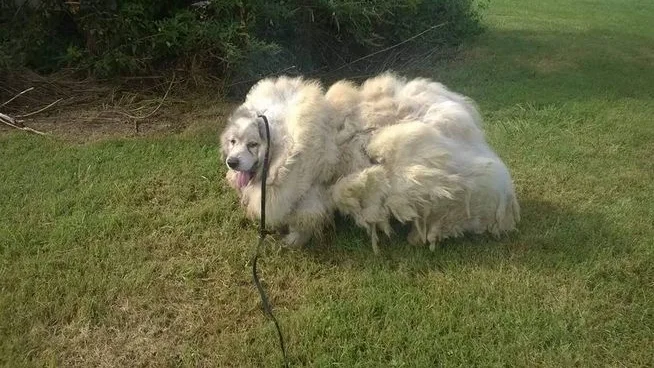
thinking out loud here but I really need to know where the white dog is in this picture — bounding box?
[220,76,339,247]
[221,73,519,252]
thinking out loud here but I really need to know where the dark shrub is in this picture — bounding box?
[0,0,485,91]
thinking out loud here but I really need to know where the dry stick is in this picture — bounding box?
[1,87,52,135]
[0,87,35,108]
[1,88,60,135]
[0,113,48,135]
[16,98,63,118]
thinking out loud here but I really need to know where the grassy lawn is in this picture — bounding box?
[2,0,653,366]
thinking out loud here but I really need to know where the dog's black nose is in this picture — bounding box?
[226,157,239,169]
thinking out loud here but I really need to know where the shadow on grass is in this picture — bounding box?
[301,197,628,273]
[417,29,654,110]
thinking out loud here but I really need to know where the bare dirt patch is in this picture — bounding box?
[1,71,235,142]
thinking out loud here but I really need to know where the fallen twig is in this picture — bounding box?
[0,87,34,108]
[0,112,48,135]
[16,98,63,118]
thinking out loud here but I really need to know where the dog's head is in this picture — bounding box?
[220,106,269,190]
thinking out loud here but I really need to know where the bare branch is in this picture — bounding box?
[15,98,63,118]
[1,87,35,108]
[0,113,48,136]
[0,112,20,126]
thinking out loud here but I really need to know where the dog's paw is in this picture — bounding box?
[407,227,425,247]
[283,231,311,248]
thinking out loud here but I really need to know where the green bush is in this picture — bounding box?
[0,0,485,89]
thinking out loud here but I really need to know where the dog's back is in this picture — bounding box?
[331,73,520,252]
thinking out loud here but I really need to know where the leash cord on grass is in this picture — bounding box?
[251,114,289,368]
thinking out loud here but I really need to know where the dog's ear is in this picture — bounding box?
[219,144,228,160]
[219,128,230,159]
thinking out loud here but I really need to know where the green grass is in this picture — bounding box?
[2,0,654,366]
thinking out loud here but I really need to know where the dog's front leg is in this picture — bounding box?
[283,227,312,248]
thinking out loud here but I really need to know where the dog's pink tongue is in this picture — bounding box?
[236,171,252,189]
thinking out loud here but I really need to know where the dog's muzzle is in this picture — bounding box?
[227,157,240,170]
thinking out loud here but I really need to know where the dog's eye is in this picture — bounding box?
[229,139,236,145]
[247,142,259,148]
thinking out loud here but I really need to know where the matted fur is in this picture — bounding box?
[328,73,520,253]
[331,121,519,253]
[220,76,339,246]
[325,80,373,180]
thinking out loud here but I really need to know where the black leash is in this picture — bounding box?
[251,114,289,367]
